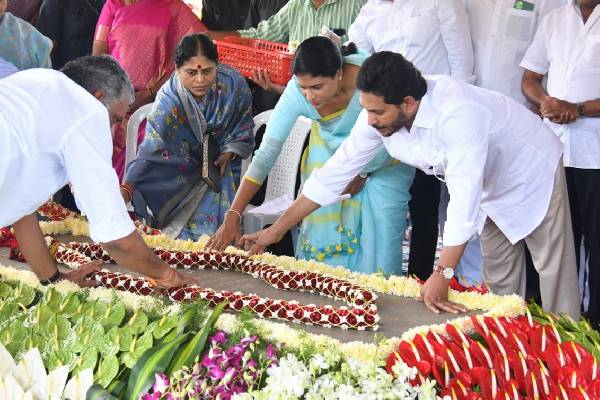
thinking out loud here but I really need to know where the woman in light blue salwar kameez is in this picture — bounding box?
[209,36,414,275]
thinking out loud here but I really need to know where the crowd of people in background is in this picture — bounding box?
[0,0,598,327]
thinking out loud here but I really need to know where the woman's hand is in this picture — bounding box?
[214,152,235,176]
[250,68,285,94]
[342,175,367,196]
[206,211,242,251]
[238,226,284,256]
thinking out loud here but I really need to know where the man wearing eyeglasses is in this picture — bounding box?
[239,51,580,319]
[0,55,194,289]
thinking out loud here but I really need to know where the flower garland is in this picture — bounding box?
[387,315,600,399]
[36,217,527,340]
[48,239,380,331]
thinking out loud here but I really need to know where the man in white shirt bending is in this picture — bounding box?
[454,0,566,287]
[0,55,192,288]
[521,0,600,328]
[240,52,580,318]
[348,0,474,283]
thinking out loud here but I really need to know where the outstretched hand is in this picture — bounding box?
[419,273,467,314]
[238,227,283,256]
[61,260,103,287]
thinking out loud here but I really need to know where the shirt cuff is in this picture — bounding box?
[89,217,136,244]
[442,220,477,247]
[302,171,349,207]
[519,60,548,75]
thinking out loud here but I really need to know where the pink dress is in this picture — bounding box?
[94,0,206,180]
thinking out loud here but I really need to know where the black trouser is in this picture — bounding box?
[565,167,600,328]
[407,170,441,280]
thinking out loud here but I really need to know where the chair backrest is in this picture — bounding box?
[264,116,312,202]
[124,103,154,180]
[241,109,274,178]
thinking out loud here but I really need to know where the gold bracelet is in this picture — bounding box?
[226,209,242,221]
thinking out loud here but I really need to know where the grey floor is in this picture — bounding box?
[0,237,477,344]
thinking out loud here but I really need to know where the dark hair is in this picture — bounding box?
[292,36,358,78]
[60,55,134,104]
[357,51,427,105]
[175,33,218,68]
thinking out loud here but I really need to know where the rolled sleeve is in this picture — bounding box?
[301,110,384,205]
[519,18,550,75]
[60,110,135,243]
[439,104,490,246]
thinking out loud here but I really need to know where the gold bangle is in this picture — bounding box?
[226,209,242,221]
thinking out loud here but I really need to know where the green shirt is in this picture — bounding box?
[238,0,367,44]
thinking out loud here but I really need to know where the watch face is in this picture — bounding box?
[442,267,454,280]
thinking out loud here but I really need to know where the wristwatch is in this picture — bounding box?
[577,102,586,117]
[40,270,62,286]
[433,265,455,280]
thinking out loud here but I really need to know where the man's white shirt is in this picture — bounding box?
[466,0,566,104]
[348,0,474,79]
[521,1,600,169]
[303,77,563,247]
[0,69,134,242]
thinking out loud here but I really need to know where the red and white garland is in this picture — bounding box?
[47,238,380,330]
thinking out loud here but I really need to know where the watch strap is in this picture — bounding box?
[40,270,62,286]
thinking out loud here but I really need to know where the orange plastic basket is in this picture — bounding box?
[215,37,294,86]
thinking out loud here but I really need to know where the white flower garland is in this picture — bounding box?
[33,219,527,357]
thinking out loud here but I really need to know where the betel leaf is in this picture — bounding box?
[71,319,105,353]
[94,354,120,388]
[98,328,119,357]
[0,282,12,299]
[1,319,27,356]
[86,384,120,400]
[100,301,125,330]
[73,346,99,376]
[167,302,227,375]
[120,331,154,369]
[44,314,72,344]
[125,309,148,335]
[43,287,64,313]
[125,333,190,400]
[22,303,53,328]
[58,292,81,317]
[13,282,36,307]
[47,348,77,371]
[152,314,178,339]
[0,298,18,322]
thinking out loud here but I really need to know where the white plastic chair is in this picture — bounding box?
[124,103,154,182]
[241,109,274,179]
[242,114,312,251]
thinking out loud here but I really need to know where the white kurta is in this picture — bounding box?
[521,2,600,169]
[465,0,566,104]
[302,76,563,246]
[348,0,474,79]
[0,69,134,243]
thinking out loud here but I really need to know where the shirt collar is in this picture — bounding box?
[411,79,435,130]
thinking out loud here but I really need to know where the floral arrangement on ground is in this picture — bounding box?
[1,202,598,399]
